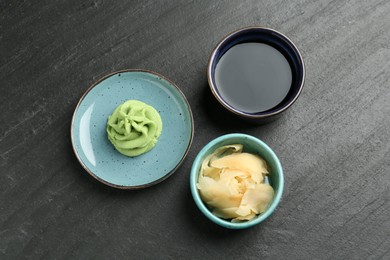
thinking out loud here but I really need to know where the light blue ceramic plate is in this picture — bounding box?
[71,69,194,189]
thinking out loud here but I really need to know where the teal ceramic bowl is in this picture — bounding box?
[190,133,284,229]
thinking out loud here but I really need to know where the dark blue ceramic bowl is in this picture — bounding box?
[207,27,305,123]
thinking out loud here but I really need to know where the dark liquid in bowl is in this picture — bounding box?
[215,42,292,113]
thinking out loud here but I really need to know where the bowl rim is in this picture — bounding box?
[190,133,284,229]
[207,26,305,119]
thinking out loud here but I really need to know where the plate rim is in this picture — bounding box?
[70,69,194,189]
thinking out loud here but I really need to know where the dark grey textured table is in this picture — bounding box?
[1,1,390,259]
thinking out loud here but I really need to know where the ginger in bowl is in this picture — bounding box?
[190,133,284,229]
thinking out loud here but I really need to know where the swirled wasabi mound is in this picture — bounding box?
[106,100,162,157]
[197,144,274,222]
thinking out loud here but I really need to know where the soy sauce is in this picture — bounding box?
[215,42,292,113]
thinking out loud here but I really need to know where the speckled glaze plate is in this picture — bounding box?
[71,69,194,189]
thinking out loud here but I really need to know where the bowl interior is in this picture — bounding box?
[208,27,305,117]
[190,134,284,229]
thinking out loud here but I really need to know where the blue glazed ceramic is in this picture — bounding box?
[190,133,284,229]
[71,69,194,189]
[207,27,305,123]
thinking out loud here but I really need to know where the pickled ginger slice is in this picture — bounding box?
[211,153,267,183]
[200,144,243,179]
[198,179,242,209]
[239,184,274,214]
[212,207,240,219]
[232,212,257,222]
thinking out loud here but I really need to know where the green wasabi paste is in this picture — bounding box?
[106,100,162,157]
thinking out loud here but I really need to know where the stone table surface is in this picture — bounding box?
[1,0,390,259]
